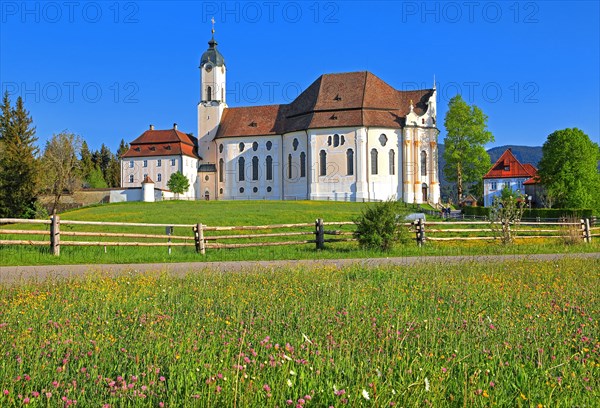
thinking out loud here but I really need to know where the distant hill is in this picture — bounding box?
[487,145,543,166]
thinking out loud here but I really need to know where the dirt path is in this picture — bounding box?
[1,252,598,285]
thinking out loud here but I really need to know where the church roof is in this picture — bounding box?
[215,71,434,138]
[483,148,538,179]
[122,127,198,158]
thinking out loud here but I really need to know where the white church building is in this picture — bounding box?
[121,30,441,204]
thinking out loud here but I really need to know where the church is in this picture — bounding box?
[121,29,440,204]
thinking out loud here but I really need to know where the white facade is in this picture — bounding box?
[483,177,527,207]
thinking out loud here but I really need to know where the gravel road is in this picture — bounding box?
[1,252,598,285]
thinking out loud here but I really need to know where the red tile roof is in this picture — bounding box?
[216,71,434,138]
[122,128,198,158]
[483,149,538,179]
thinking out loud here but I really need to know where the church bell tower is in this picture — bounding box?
[197,19,226,165]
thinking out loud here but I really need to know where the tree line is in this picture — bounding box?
[0,92,128,217]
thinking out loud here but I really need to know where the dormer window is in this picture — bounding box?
[249,121,257,127]
[150,146,156,151]
[134,147,140,152]
[504,166,510,171]
[334,94,342,101]
[165,145,171,150]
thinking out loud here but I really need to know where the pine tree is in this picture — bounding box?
[80,140,94,183]
[117,138,129,158]
[0,93,39,218]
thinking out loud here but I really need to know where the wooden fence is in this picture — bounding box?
[0,216,596,257]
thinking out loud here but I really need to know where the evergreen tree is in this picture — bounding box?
[443,95,494,201]
[80,140,94,182]
[0,93,39,218]
[117,138,129,158]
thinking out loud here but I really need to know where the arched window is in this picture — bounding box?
[219,158,224,182]
[266,155,273,180]
[238,157,245,181]
[319,150,327,176]
[341,135,345,145]
[207,86,212,101]
[293,138,299,151]
[389,149,396,175]
[239,142,244,152]
[371,148,378,175]
[266,141,272,151]
[219,144,223,153]
[421,151,427,176]
[221,87,224,101]
[252,141,258,151]
[346,149,354,176]
[333,134,340,147]
[327,136,332,146]
[288,154,293,179]
[379,134,388,146]
[252,156,259,180]
[300,152,306,178]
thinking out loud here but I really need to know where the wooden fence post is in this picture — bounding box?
[414,218,425,247]
[50,212,60,256]
[584,218,592,243]
[194,223,206,255]
[315,218,324,250]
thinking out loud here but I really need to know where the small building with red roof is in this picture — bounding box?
[120,124,200,199]
[483,148,539,207]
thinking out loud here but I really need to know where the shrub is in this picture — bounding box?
[462,206,490,217]
[354,199,408,251]
[490,187,525,245]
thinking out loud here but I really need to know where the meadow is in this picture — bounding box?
[1,200,598,266]
[0,258,598,407]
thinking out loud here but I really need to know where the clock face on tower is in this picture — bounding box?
[205,64,213,73]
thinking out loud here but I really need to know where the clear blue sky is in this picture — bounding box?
[1,1,598,153]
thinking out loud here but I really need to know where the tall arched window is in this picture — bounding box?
[346,149,354,176]
[389,149,396,175]
[300,152,306,177]
[207,86,212,101]
[421,151,427,176]
[266,155,273,180]
[219,158,224,182]
[252,156,259,181]
[288,154,293,179]
[370,148,378,175]
[333,134,340,147]
[319,150,327,176]
[238,157,245,181]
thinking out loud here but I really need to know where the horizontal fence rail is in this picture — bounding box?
[0,215,594,257]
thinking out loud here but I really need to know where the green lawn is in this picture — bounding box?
[0,258,597,406]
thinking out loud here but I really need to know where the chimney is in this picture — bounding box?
[149,124,154,130]
[173,123,178,130]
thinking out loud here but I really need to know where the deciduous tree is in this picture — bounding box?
[167,171,190,198]
[537,128,600,210]
[41,131,82,214]
[443,95,494,201]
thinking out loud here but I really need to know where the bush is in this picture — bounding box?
[522,208,594,220]
[354,200,408,251]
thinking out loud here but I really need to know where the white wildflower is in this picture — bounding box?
[289,370,296,376]
[302,333,313,344]
[287,379,293,387]
[424,377,430,392]
[283,354,292,361]
[376,368,382,377]
[362,389,370,400]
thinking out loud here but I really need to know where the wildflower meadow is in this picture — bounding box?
[0,257,598,407]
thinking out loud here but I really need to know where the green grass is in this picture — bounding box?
[1,200,598,266]
[0,258,597,406]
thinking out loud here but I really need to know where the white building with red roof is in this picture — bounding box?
[121,29,441,203]
[120,124,199,199]
[482,148,539,207]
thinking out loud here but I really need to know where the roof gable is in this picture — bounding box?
[483,149,538,179]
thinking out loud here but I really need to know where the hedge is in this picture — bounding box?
[461,206,594,219]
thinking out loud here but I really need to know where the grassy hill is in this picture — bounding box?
[61,200,371,225]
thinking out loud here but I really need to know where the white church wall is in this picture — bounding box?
[282,131,308,200]
[308,127,358,201]
[217,135,282,200]
[366,128,401,201]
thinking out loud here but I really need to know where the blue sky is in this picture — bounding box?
[1,1,598,152]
